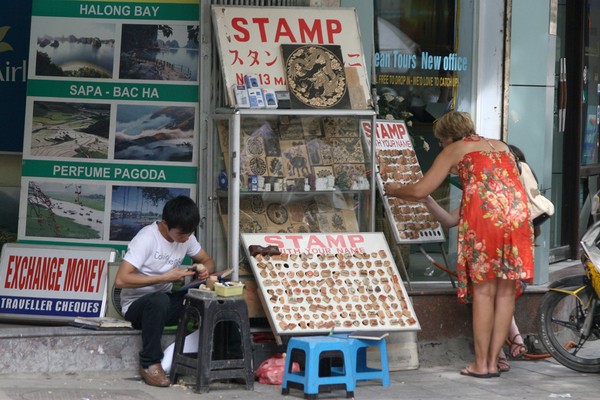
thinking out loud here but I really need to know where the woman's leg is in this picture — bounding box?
[508,317,527,357]
[468,279,497,374]
[487,278,516,373]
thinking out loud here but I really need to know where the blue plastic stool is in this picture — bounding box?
[281,336,355,399]
[333,333,391,386]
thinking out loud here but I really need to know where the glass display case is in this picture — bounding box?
[211,108,377,280]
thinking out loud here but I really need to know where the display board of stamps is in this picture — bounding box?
[360,119,445,244]
[242,232,421,335]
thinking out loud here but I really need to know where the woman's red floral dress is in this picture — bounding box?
[456,150,534,303]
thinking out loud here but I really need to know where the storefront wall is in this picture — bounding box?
[506,0,556,284]
[0,0,557,286]
[347,1,557,285]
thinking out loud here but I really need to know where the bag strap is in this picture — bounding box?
[502,140,522,175]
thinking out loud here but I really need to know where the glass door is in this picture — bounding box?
[552,0,600,261]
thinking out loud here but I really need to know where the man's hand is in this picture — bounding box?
[164,267,195,283]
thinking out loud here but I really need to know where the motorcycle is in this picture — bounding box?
[537,220,600,373]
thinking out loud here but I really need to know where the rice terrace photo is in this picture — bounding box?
[30,101,110,159]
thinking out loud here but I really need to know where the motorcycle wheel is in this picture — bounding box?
[537,286,600,373]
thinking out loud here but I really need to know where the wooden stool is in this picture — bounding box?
[169,291,254,393]
[281,336,355,399]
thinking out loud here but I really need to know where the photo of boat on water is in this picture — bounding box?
[30,101,110,159]
[114,104,195,162]
[110,185,191,241]
[119,24,199,81]
[25,181,106,240]
[31,18,115,79]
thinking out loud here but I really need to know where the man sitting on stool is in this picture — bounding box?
[115,195,215,387]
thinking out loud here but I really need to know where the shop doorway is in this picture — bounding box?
[552,0,600,262]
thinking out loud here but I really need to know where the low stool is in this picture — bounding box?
[169,291,254,393]
[281,335,355,399]
[332,333,390,386]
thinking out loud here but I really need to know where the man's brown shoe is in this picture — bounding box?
[139,364,170,387]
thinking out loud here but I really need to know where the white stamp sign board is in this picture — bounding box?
[241,232,420,335]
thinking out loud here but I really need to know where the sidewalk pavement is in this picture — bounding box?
[0,358,592,400]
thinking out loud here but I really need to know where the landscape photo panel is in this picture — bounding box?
[109,185,191,242]
[31,18,115,79]
[114,104,196,162]
[29,100,110,159]
[25,180,106,240]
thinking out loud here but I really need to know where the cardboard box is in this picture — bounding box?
[244,74,260,88]
[247,88,265,108]
[262,89,278,108]
[232,84,250,108]
[214,282,244,297]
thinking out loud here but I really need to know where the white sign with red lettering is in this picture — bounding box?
[0,243,115,322]
[211,5,371,107]
[241,232,420,335]
[361,119,445,244]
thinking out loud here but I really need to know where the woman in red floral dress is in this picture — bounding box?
[385,111,534,378]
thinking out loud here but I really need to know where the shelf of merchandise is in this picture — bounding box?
[213,108,377,280]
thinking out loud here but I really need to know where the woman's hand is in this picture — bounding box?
[384,182,402,198]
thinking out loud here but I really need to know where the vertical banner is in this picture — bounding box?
[18,0,200,255]
[0,0,32,153]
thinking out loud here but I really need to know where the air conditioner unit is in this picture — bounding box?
[105,262,124,319]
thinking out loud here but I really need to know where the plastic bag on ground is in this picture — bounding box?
[254,353,299,385]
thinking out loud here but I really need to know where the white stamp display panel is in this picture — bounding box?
[242,232,421,335]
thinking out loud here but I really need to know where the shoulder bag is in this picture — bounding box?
[508,146,555,226]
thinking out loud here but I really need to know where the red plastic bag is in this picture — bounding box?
[254,353,299,385]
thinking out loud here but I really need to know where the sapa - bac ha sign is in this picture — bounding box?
[0,243,115,322]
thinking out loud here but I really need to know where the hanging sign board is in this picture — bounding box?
[211,5,372,109]
[361,119,445,244]
[0,243,115,323]
[241,232,420,336]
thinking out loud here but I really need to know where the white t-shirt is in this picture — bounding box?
[120,221,202,314]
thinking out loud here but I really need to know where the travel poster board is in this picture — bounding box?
[0,243,115,323]
[211,5,371,109]
[361,119,445,244]
[19,0,199,256]
[241,232,420,336]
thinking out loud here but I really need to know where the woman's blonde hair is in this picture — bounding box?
[433,111,476,142]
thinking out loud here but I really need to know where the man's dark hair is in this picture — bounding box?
[162,195,200,233]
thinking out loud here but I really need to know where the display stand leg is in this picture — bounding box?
[418,244,456,288]
[257,289,283,346]
[394,245,412,290]
[438,243,456,288]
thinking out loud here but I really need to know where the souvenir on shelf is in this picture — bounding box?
[281,44,351,110]
[215,113,370,239]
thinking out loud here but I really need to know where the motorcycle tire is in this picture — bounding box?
[537,286,600,373]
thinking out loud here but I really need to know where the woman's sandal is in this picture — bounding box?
[509,334,528,358]
[498,355,510,372]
